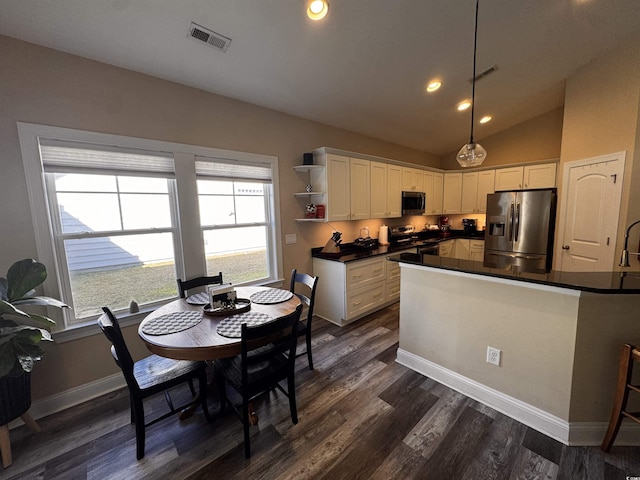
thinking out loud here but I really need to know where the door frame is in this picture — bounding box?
[555,151,626,271]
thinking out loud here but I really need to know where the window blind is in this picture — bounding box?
[195,156,272,183]
[39,138,175,178]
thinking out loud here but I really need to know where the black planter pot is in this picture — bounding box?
[0,371,31,425]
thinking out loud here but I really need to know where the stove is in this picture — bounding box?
[389,225,417,245]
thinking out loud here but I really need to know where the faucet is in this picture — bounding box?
[620,219,640,267]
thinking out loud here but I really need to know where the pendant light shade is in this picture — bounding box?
[457,0,486,168]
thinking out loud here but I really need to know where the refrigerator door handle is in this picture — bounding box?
[514,202,521,242]
[508,203,515,242]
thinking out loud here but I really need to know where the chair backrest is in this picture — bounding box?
[97,307,138,391]
[289,269,319,323]
[176,273,223,298]
[240,304,303,385]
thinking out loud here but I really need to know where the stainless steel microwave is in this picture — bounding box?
[402,191,425,215]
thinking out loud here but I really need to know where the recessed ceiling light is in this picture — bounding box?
[426,81,442,93]
[479,115,492,124]
[457,101,471,111]
[307,0,329,20]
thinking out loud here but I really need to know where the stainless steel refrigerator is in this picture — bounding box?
[483,189,557,272]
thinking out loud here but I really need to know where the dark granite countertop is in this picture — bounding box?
[388,252,640,294]
[311,230,485,263]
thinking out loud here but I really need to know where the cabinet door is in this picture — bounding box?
[524,163,557,189]
[370,161,387,219]
[326,154,351,221]
[402,167,424,191]
[432,172,444,214]
[423,171,434,213]
[442,173,463,214]
[470,240,485,262]
[386,164,403,217]
[461,172,478,213]
[476,170,495,213]
[350,158,370,220]
[454,239,471,260]
[438,240,454,257]
[495,167,524,191]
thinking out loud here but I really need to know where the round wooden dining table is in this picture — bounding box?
[138,286,302,361]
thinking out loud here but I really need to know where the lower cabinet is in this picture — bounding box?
[313,251,411,326]
[439,239,484,260]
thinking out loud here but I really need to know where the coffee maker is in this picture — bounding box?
[438,216,451,238]
[462,218,477,235]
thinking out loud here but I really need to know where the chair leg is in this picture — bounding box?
[133,398,146,460]
[306,331,314,370]
[188,378,197,398]
[243,397,251,459]
[602,344,634,452]
[288,376,298,424]
[199,372,212,422]
[0,424,11,468]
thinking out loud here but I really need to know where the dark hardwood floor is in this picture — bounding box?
[5,303,640,479]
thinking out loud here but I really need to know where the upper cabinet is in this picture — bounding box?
[432,172,444,215]
[371,162,402,219]
[442,172,463,214]
[402,167,424,192]
[349,158,370,220]
[495,163,557,191]
[325,154,351,221]
[461,172,479,214]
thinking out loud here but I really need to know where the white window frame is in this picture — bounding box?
[18,122,282,341]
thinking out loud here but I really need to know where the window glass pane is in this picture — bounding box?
[58,193,121,233]
[197,179,233,195]
[65,232,176,319]
[120,194,171,229]
[54,173,117,192]
[198,195,236,225]
[203,226,268,284]
[235,196,266,223]
[118,176,168,193]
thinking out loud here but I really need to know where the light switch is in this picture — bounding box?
[285,234,297,245]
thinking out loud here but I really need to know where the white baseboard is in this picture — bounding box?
[10,373,125,430]
[396,348,640,447]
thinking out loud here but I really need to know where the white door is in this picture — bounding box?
[558,153,625,271]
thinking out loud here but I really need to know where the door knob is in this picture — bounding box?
[562,245,570,250]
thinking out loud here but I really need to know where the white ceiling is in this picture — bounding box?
[1,0,639,155]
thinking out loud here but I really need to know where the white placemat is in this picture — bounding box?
[186,292,209,305]
[249,289,294,304]
[216,311,274,338]
[141,311,203,335]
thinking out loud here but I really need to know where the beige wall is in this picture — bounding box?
[439,107,564,170]
[0,35,437,400]
[559,36,640,269]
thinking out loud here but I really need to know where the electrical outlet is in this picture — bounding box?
[487,346,501,366]
[285,234,297,245]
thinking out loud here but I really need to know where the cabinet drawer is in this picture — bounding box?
[386,278,401,302]
[346,280,386,319]
[387,259,401,281]
[346,258,386,290]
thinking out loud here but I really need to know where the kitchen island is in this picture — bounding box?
[388,253,640,446]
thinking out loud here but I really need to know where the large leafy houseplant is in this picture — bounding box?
[0,259,68,378]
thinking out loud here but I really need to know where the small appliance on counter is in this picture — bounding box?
[438,216,451,238]
[462,218,477,235]
[389,225,417,245]
[353,227,377,250]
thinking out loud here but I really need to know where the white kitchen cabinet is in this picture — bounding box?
[350,158,370,220]
[442,172,463,214]
[402,167,424,192]
[454,239,471,260]
[313,255,395,326]
[495,163,556,191]
[432,172,444,214]
[461,172,479,214]
[325,154,351,221]
[476,170,495,213]
[523,163,557,189]
[470,239,485,262]
[371,161,402,219]
[438,239,455,258]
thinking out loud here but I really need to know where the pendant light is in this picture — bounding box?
[457,0,487,167]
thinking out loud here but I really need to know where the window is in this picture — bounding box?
[196,157,274,285]
[18,123,281,334]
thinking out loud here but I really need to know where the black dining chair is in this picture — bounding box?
[176,273,224,298]
[289,269,319,370]
[214,304,303,458]
[97,307,211,460]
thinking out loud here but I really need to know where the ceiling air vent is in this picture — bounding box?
[188,22,231,52]
[470,64,498,82]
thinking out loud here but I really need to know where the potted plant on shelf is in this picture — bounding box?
[0,259,68,429]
